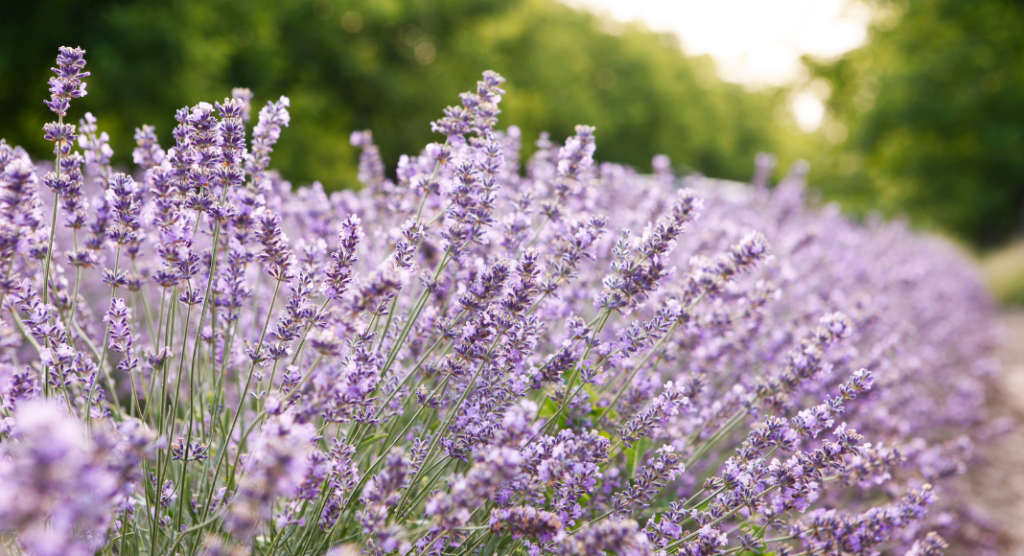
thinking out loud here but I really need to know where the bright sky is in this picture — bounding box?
[567,0,873,129]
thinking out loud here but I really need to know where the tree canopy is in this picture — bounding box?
[0,0,786,191]
[803,0,1024,246]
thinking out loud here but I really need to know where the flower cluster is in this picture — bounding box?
[0,47,1003,556]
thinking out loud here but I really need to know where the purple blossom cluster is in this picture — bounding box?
[0,47,1004,556]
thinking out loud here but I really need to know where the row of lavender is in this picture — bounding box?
[0,47,1003,555]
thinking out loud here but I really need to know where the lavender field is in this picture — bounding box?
[0,47,1011,556]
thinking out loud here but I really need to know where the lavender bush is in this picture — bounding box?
[0,47,1003,556]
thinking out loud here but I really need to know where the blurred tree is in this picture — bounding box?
[803,0,1024,246]
[0,0,783,190]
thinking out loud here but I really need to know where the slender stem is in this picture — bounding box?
[89,246,126,424]
[199,279,282,520]
[665,484,782,552]
[379,248,452,380]
[685,407,750,469]
[63,229,84,344]
[40,195,59,398]
[41,114,63,332]
[173,206,229,532]
[599,322,679,423]
[152,282,196,537]
[535,308,611,436]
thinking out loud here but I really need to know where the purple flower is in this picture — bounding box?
[0,149,44,264]
[905,532,948,556]
[0,402,149,556]
[44,46,89,118]
[352,130,386,188]
[132,124,165,170]
[322,214,363,300]
[216,97,248,188]
[225,411,315,540]
[490,506,564,542]
[555,124,596,196]
[231,87,255,122]
[254,206,295,282]
[247,95,291,186]
[563,519,652,556]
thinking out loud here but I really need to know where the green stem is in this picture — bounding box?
[40,194,59,398]
[89,246,126,424]
[197,279,282,524]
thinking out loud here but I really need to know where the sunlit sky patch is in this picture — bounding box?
[566,0,873,129]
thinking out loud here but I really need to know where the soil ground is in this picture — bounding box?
[971,311,1024,553]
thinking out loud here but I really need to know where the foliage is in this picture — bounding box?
[977,239,1024,304]
[802,0,1024,246]
[0,0,784,192]
[0,48,1002,555]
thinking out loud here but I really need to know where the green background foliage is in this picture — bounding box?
[0,0,785,192]
[800,0,1024,247]
[5,0,1024,249]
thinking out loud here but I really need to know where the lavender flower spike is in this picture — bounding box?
[44,46,89,118]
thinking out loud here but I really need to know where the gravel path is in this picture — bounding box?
[970,311,1024,554]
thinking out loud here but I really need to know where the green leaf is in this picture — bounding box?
[625,438,653,480]
[357,433,389,449]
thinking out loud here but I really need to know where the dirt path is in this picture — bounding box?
[970,311,1024,553]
